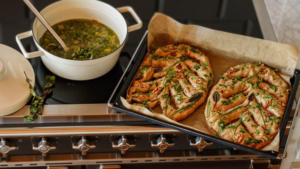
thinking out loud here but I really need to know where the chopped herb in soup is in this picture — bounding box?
[39,19,120,60]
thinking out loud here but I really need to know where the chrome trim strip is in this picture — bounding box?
[252,0,277,41]
[107,31,148,108]
[0,151,270,168]
[1,104,144,124]
[0,126,180,137]
[0,122,291,138]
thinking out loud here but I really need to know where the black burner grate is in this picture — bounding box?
[29,53,130,104]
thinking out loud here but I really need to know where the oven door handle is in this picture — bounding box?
[47,166,68,169]
[47,164,120,169]
[100,165,121,169]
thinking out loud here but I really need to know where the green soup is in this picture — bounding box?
[39,19,120,60]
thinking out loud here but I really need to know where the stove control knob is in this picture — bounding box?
[151,135,174,153]
[33,137,56,157]
[0,138,17,158]
[112,135,135,154]
[72,136,96,155]
[190,137,213,152]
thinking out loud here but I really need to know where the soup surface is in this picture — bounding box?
[39,19,120,60]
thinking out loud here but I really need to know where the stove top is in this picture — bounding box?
[0,42,149,126]
[29,53,130,105]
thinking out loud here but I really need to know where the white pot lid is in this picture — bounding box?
[0,44,35,116]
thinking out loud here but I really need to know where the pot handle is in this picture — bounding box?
[16,31,44,59]
[117,6,143,32]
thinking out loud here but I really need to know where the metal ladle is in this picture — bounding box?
[23,0,69,51]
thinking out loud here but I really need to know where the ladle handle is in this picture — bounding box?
[23,0,68,51]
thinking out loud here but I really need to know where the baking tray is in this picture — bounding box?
[109,31,300,159]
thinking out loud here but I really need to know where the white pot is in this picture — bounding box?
[16,0,142,81]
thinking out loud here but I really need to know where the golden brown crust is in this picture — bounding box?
[205,63,290,149]
[126,44,213,121]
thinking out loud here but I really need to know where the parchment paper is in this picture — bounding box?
[121,13,299,152]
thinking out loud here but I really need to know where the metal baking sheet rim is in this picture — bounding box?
[110,31,300,159]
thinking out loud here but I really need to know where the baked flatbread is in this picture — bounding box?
[126,44,213,121]
[205,63,290,149]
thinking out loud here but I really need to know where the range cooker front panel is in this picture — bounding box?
[0,126,221,157]
[0,126,281,168]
